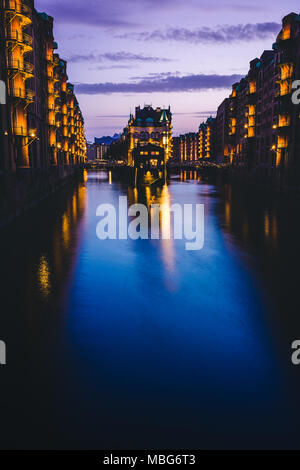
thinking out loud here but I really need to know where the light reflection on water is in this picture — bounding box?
[0,170,300,449]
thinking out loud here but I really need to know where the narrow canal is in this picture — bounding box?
[1,170,300,449]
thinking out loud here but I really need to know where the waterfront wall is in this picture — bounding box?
[0,0,86,226]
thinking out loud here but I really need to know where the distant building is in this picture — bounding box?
[126,105,172,166]
[94,142,109,159]
[86,142,95,161]
[177,133,198,162]
[215,98,229,162]
[199,117,216,160]
[171,136,181,161]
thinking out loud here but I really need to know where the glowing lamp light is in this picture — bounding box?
[271,145,276,150]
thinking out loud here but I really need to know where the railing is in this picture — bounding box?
[48,89,60,97]
[24,60,34,74]
[23,32,32,46]
[6,29,21,41]
[6,30,33,47]
[7,59,34,74]
[25,88,34,100]
[48,119,56,126]
[13,126,27,136]
[10,87,34,100]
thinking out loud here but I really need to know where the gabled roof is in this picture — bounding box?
[132,105,171,127]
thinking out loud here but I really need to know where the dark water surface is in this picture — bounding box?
[1,170,300,450]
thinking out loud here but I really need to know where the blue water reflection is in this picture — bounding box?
[0,171,299,449]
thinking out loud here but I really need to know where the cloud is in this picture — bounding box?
[35,0,266,29]
[66,52,173,63]
[35,0,137,28]
[75,73,243,95]
[117,22,281,44]
[92,65,138,71]
[130,71,180,80]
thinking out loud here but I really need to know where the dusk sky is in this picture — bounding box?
[36,0,300,141]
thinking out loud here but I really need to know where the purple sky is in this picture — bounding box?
[35,0,299,140]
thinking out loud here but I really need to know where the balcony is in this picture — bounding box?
[6,30,33,51]
[23,32,32,47]
[10,87,34,101]
[7,59,34,77]
[4,1,32,25]
[48,119,56,127]
[48,89,60,98]
[13,126,28,136]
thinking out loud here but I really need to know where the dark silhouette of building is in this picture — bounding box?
[216,98,229,163]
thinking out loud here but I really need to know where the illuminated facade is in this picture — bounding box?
[0,0,86,224]
[198,117,216,160]
[215,12,300,185]
[172,132,198,162]
[126,105,172,166]
[273,12,300,177]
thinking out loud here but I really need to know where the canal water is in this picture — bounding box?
[1,170,300,450]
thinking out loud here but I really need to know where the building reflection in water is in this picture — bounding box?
[221,183,280,253]
[35,182,87,302]
[38,255,51,299]
[180,170,200,182]
[159,185,176,277]
[127,183,176,286]
[2,169,300,449]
